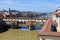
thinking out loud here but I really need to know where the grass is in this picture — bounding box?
[0,29,39,40]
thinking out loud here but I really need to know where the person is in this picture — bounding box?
[52,20,57,31]
[29,21,34,30]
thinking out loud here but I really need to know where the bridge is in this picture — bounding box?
[3,17,47,22]
[2,17,47,29]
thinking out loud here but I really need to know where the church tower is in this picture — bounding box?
[9,8,11,14]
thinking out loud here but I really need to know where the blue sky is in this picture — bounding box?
[0,0,60,13]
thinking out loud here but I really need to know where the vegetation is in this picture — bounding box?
[0,29,39,40]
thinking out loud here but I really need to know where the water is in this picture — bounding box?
[21,25,43,30]
[21,26,29,30]
[34,25,43,30]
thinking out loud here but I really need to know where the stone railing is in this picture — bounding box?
[38,18,60,40]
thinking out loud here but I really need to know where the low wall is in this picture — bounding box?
[38,18,60,40]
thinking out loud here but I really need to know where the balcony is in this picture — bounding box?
[38,18,60,40]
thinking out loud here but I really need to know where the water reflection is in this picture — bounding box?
[21,25,43,30]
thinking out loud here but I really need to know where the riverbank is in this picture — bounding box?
[0,29,39,40]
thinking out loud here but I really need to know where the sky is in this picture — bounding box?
[0,0,60,13]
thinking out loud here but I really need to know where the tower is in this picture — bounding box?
[9,8,11,14]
